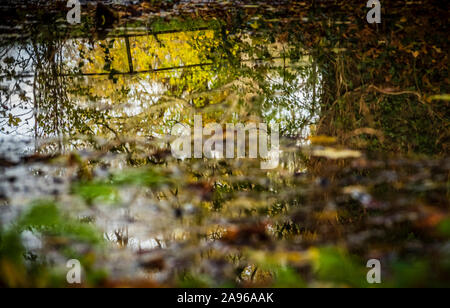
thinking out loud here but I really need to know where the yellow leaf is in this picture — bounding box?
[250,22,259,30]
[429,94,450,101]
[312,147,362,160]
[309,135,337,144]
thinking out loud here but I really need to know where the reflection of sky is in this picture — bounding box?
[1,44,36,157]
[1,44,36,138]
[0,80,35,136]
[263,70,321,143]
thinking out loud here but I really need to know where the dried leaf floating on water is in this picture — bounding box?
[312,147,362,160]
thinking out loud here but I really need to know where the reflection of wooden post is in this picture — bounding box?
[312,59,317,115]
[33,76,38,153]
[283,50,286,88]
[125,36,134,73]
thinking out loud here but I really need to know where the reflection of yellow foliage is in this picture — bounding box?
[64,30,237,139]
[81,30,215,77]
[71,30,219,101]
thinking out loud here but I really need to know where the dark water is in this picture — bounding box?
[0,1,448,287]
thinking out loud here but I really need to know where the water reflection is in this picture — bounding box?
[0,1,448,288]
[1,25,320,153]
[0,19,321,280]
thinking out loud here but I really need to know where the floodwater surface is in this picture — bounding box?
[0,1,449,287]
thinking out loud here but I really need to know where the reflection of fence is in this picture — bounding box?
[2,57,298,79]
[2,27,312,79]
[1,63,215,79]
[0,28,213,78]
[101,27,212,75]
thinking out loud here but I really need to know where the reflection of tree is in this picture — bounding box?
[1,0,446,158]
[64,27,319,139]
[1,23,321,157]
[0,42,35,136]
[32,38,71,152]
[0,19,78,153]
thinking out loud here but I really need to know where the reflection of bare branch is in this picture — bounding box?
[368,85,445,121]
[114,227,129,248]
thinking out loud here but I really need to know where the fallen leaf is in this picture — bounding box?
[312,148,362,160]
[309,136,337,144]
